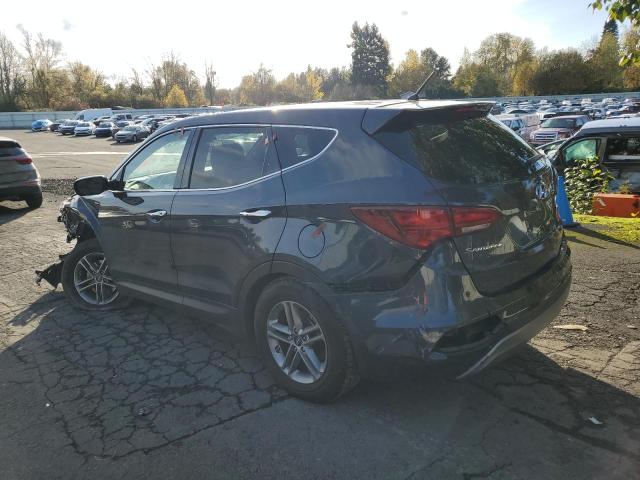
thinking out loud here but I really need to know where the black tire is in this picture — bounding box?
[254,278,359,402]
[61,239,131,311]
[25,192,43,209]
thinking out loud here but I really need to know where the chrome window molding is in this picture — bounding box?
[179,124,338,192]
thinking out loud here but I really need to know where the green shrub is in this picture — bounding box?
[564,156,613,214]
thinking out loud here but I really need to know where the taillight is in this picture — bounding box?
[15,156,32,164]
[351,206,500,250]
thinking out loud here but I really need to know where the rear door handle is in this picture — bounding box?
[145,209,168,222]
[239,209,271,218]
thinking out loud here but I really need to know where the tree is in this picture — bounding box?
[586,32,623,91]
[389,49,425,96]
[204,62,216,105]
[529,49,590,95]
[237,64,276,105]
[68,62,107,106]
[149,52,204,106]
[591,0,640,65]
[622,26,640,89]
[164,84,188,107]
[18,26,63,108]
[349,22,391,95]
[0,32,25,111]
[603,18,619,39]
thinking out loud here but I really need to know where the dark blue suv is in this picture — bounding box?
[41,100,572,401]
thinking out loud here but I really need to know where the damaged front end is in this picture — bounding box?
[35,196,90,288]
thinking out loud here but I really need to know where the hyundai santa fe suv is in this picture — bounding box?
[37,100,572,402]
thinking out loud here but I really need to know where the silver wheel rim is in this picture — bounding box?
[73,252,119,306]
[266,301,327,384]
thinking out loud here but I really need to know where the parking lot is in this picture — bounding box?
[0,129,639,479]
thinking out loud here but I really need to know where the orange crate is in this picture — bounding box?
[592,193,640,218]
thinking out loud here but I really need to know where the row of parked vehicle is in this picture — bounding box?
[31,111,192,143]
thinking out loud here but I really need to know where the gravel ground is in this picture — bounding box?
[41,178,75,196]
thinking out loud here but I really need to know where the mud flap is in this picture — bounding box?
[35,254,67,289]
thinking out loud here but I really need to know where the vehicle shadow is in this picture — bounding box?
[0,202,30,225]
[566,224,640,250]
[1,295,638,477]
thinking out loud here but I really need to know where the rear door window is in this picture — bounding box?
[189,126,278,189]
[373,116,537,185]
[604,137,640,163]
[273,126,336,169]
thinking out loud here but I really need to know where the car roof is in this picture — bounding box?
[155,99,495,136]
[576,116,640,135]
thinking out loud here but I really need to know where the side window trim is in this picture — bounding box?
[109,128,194,191]
[184,124,276,191]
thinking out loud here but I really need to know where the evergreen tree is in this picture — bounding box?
[349,22,391,95]
[603,18,619,40]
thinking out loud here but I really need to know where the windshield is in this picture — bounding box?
[123,126,137,131]
[541,118,577,128]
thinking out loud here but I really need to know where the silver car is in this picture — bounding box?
[114,125,149,143]
[0,137,42,208]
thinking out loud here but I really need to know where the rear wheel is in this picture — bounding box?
[61,239,130,311]
[254,278,359,402]
[25,192,43,209]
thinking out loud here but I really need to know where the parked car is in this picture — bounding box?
[529,115,590,145]
[31,119,52,132]
[93,116,112,126]
[494,113,539,139]
[74,121,96,136]
[95,122,116,138]
[110,112,134,123]
[58,120,80,135]
[0,137,42,208]
[38,100,572,402]
[49,120,63,132]
[551,116,640,193]
[113,124,149,143]
[111,121,133,138]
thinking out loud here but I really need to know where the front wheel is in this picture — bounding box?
[254,278,359,402]
[61,239,130,311]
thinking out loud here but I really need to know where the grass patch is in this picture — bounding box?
[573,214,640,244]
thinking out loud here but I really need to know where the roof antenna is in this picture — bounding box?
[401,71,435,101]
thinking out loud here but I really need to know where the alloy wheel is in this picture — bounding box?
[266,301,327,384]
[72,252,119,305]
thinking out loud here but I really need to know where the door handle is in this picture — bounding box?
[239,209,271,218]
[145,209,168,222]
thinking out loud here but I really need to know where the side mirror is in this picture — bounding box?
[73,175,109,196]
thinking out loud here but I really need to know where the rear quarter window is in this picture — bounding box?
[273,127,336,169]
[373,116,537,185]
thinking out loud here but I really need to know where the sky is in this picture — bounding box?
[1,0,610,88]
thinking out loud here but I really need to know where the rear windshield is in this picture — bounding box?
[541,118,576,128]
[373,115,537,185]
[0,141,24,157]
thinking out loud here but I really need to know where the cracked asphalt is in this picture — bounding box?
[1,190,639,479]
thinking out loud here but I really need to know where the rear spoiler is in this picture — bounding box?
[362,101,495,135]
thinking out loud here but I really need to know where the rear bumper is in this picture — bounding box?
[0,183,42,200]
[327,238,572,378]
